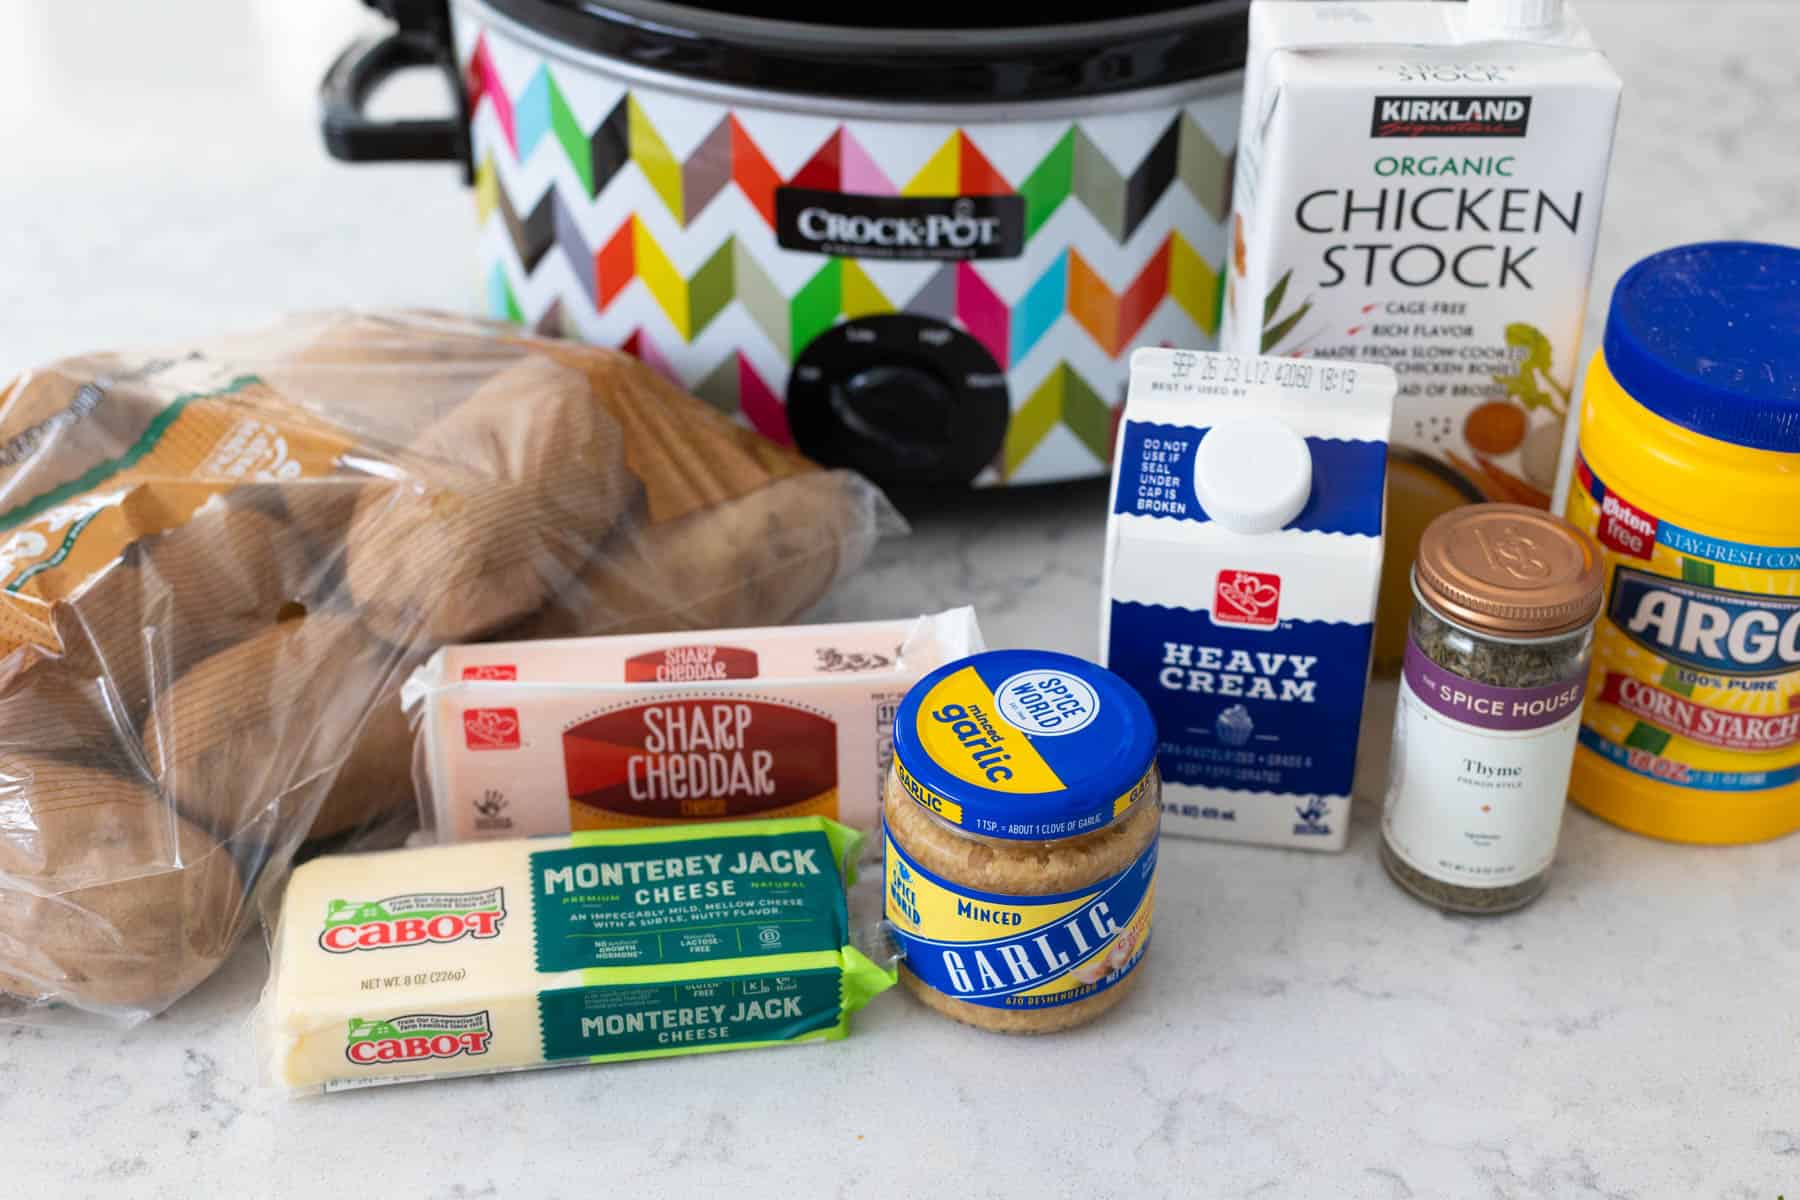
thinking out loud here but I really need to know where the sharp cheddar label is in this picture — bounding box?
[562,697,837,823]
[623,645,760,683]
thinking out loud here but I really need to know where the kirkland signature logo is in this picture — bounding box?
[1371,95,1533,138]
[775,189,1024,261]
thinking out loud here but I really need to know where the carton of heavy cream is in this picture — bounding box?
[403,609,982,841]
[1101,349,1396,850]
[259,818,891,1093]
[1220,0,1621,670]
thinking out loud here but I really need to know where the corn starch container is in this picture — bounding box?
[1563,242,1800,844]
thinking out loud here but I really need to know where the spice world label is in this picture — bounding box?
[1402,640,1585,733]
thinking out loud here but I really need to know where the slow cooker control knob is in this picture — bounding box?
[827,363,958,476]
[788,315,1011,487]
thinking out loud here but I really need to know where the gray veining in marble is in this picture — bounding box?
[3,2,1800,1197]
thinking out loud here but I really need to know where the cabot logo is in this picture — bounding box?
[1213,570,1282,629]
[775,188,1024,261]
[318,889,508,953]
[345,1012,493,1066]
[1610,567,1800,677]
[463,707,520,750]
[1371,95,1533,138]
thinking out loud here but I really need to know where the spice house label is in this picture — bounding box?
[1383,643,1587,888]
[1403,644,1586,732]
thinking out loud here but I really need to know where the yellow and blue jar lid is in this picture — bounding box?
[892,650,1158,841]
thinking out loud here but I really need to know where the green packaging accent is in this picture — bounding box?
[536,967,845,1061]
[348,1013,491,1043]
[528,826,852,974]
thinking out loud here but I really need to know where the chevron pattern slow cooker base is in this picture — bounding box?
[457,8,1241,486]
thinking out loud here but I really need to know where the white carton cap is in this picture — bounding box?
[1192,415,1312,534]
[1467,0,1565,33]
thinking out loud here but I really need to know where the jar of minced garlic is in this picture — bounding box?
[883,650,1160,1033]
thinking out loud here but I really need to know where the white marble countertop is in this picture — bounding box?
[5,2,1800,1197]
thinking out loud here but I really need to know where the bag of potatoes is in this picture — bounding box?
[0,311,894,1023]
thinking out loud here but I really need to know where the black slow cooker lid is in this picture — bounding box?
[475,0,1250,104]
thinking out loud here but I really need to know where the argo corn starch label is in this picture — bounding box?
[1567,458,1800,805]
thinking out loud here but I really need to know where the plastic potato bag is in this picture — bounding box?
[0,311,893,1024]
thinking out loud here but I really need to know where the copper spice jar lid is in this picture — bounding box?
[1413,503,1605,638]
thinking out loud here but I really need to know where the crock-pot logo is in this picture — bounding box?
[776,188,1024,262]
[1610,567,1800,677]
[1371,95,1532,138]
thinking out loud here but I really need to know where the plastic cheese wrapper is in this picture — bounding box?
[0,310,892,1025]
[403,608,983,841]
[257,816,892,1094]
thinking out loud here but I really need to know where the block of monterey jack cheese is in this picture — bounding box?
[259,816,891,1094]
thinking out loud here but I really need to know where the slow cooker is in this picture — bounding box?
[323,0,1248,487]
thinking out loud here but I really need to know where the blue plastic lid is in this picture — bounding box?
[1602,241,1800,452]
[892,650,1158,841]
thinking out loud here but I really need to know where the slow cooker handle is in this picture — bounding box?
[320,32,470,182]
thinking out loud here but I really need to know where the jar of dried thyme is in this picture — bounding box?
[1381,504,1604,915]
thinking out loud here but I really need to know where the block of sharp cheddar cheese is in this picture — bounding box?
[259,816,892,1094]
[402,609,982,842]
